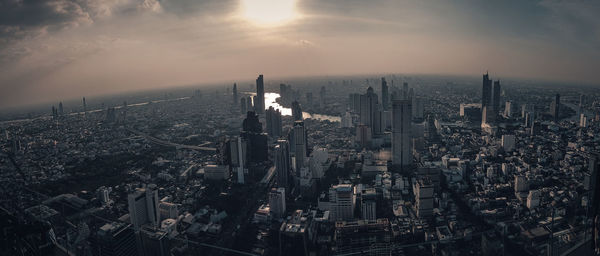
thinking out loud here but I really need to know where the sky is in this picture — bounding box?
[0,0,599,109]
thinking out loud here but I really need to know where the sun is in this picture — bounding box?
[239,0,298,27]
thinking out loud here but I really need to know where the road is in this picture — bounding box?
[126,128,217,151]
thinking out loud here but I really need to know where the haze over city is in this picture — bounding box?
[1,0,600,109]
[2,1,600,256]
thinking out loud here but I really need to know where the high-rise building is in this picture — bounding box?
[275,139,291,189]
[361,188,377,220]
[492,80,501,116]
[329,184,354,221]
[82,97,87,115]
[158,202,178,221]
[550,93,560,121]
[356,124,372,148]
[203,165,230,180]
[588,154,600,214]
[319,86,326,106]
[269,188,286,219]
[294,121,307,175]
[402,82,409,99]
[127,185,160,229]
[482,72,492,110]
[139,228,170,256]
[411,96,424,121]
[482,105,492,125]
[426,114,440,143]
[392,100,412,168]
[240,97,247,114]
[291,100,303,121]
[514,175,528,194]
[504,101,512,117]
[229,136,246,184]
[58,102,64,116]
[381,77,389,110]
[246,96,253,113]
[90,222,137,256]
[266,106,282,138]
[243,111,262,133]
[349,93,361,113]
[501,134,516,152]
[242,111,268,163]
[232,83,238,105]
[255,75,265,114]
[359,87,378,137]
[333,219,392,256]
[580,113,588,128]
[526,190,540,209]
[414,179,434,218]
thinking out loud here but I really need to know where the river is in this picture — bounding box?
[261,92,341,122]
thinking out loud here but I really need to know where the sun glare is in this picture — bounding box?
[240,0,298,27]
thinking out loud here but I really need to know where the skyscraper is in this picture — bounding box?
[246,96,253,113]
[242,111,268,163]
[329,184,354,221]
[361,188,377,220]
[392,100,412,168]
[292,101,303,121]
[504,101,512,117]
[294,121,307,175]
[359,87,378,136]
[240,97,247,114]
[266,106,282,138]
[91,222,137,256]
[381,77,389,111]
[58,102,64,116]
[492,80,501,119]
[482,72,492,109]
[229,136,246,184]
[588,154,600,254]
[356,124,372,148]
[269,188,286,219]
[275,140,291,189]
[232,83,238,105]
[82,97,87,115]
[127,184,160,229]
[255,74,265,114]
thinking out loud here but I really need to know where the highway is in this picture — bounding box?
[126,128,217,151]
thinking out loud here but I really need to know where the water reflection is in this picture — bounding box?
[263,92,340,122]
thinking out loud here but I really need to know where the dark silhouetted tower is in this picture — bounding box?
[58,102,64,116]
[256,75,265,114]
[246,96,253,113]
[392,99,412,169]
[241,97,247,114]
[381,77,389,110]
[492,80,501,118]
[359,87,378,136]
[275,140,291,190]
[482,72,492,110]
[82,97,87,114]
[293,121,307,175]
[266,106,282,138]
[242,111,268,163]
[232,83,238,105]
[292,101,303,121]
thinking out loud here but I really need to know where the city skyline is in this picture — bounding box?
[2,1,600,255]
[1,0,600,109]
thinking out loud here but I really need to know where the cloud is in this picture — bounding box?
[0,0,599,109]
